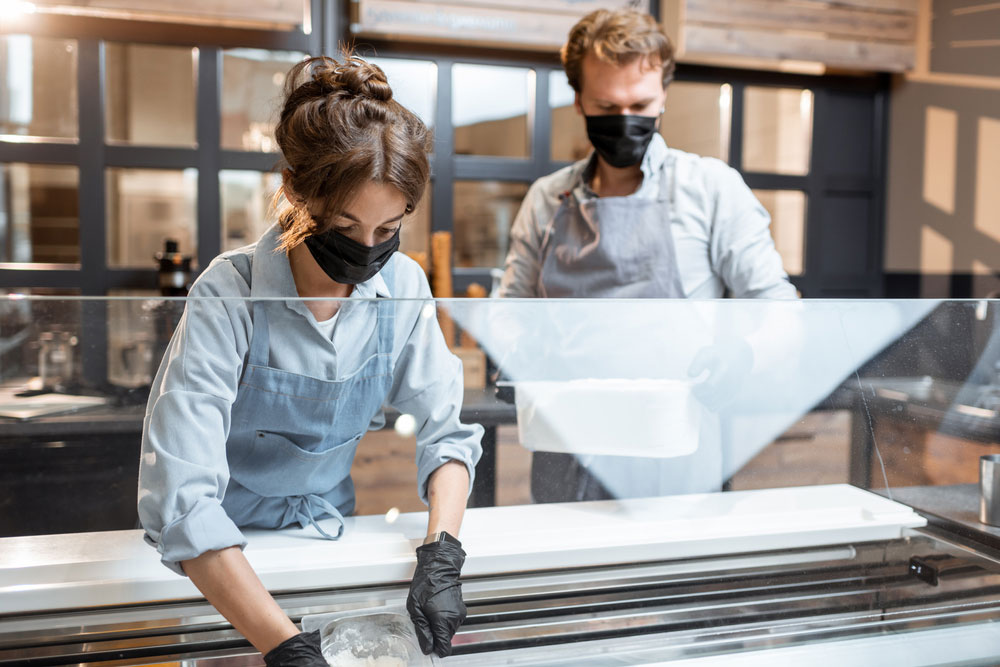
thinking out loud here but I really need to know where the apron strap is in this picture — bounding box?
[287,494,346,540]
[375,259,396,355]
[247,301,271,367]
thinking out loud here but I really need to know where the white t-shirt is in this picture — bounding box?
[315,308,341,338]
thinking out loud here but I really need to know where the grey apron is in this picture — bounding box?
[531,158,686,503]
[221,254,395,538]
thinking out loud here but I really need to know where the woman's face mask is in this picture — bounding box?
[584,114,659,169]
[305,225,400,285]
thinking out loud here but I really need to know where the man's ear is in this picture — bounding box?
[574,92,583,117]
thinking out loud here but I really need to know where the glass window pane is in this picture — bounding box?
[453,181,530,268]
[220,170,281,252]
[453,64,532,158]
[367,57,437,131]
[0,163,79,265]
[105,43,196,147]
[221,49,304,152]
[0,35,78,139]
[106,168,197,269]
[754,189,807,276]
[401,189,431,259]
[662,82,731,162]
[743,87,813,175]
[549,69,588,163]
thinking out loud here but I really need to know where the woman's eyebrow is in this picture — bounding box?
[340,211,406,225]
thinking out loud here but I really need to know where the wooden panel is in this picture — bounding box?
[388,0,645,14]
[686,0,917,42]
[684,24,915,71]
[827,0,919,12]
[38,0,304,26]
[353,0,576,49]
[352,0,651,50]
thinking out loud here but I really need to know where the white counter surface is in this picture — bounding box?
[0,484,925,615]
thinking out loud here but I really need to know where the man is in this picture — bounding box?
[498,8,797,502]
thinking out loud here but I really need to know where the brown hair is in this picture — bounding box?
[273,54,431,251]
[561,8,676,93]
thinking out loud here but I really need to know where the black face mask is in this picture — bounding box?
[585,114,659,168]
[304,226,400,285]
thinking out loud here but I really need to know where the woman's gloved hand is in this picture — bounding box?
[406,538,467,657]
[262,630,327,667]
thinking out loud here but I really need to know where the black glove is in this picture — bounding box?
[406,539,467,657]
[263,631,327,667]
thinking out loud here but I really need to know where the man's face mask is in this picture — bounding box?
[584,114,659,169]
[305,225,400,285]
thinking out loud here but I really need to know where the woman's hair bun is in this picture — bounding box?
[311,56,392,103]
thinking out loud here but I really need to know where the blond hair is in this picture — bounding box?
[561,8,676,93]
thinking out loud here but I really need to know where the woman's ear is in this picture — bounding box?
[281,169,306,208]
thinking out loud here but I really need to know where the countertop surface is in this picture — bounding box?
[0,484,925,615]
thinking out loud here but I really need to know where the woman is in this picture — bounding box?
[137,55,482,665]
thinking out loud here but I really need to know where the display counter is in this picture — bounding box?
[2,296,1000,665]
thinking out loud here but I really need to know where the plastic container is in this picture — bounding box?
[301,605,436,667]
[513,378,700,458]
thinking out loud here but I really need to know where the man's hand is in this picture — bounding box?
[262,631,327,667]
[406,540,467,657]
[688,339,754,410]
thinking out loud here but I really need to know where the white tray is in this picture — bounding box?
[514,378,700,457]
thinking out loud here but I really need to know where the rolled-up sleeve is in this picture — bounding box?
[137,261,251,575]
[386,274,484,503]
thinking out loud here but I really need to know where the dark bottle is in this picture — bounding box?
[154,239,192,297]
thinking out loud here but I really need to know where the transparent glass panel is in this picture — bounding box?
[453,64,532,158]
[367,57,437,130]
[0,35,78,139]
[220,170,281,252]
[106,290,184,391]
[743,86,813,175]
[106,168,197,269]
[221,49,304,151]
[0,290,82,390]
[0,163,79,265]
[753,189,807,276]
[550,73,732,163]
[105,43,197,147]
[6,297,1000,664]
[661,82,731,162]
[453,180,530,268]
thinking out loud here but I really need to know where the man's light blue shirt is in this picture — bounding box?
[499,133,797,300]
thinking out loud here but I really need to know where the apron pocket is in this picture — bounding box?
[231,430,363,498]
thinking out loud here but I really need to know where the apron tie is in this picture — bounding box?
[286,494,345,540]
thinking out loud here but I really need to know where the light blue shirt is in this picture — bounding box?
[138,224,483,571]
[499,134,797,299]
